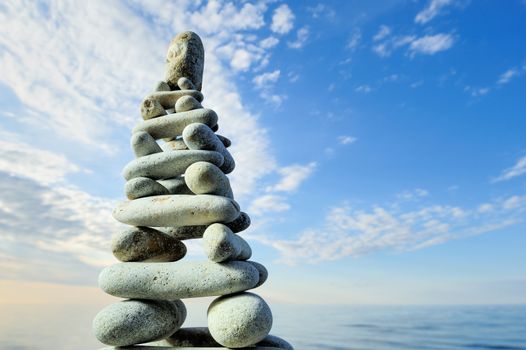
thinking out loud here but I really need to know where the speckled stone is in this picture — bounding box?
[92,299,185,346]
[165,31,204,91]
[225,211,251,233]
[208,292,273,348]
[111,226,186,262]
[203,223,251,262]
[246,261,268,288]
[125,177,169,200]
[175,95,202,113]
[141,97,167,120]
[154,81,171,92]
[177,77,196,90]
[131,131,163,158]
[122,150,223,180]
[184,161,233,198]
[133,109,217,140]
[145,90,204,109]
[113,194,239,227]
[99,260,260,299]
[216,134,231,148]
[182,123,235,174]
[158,176,192,195]
[163,138,189,151]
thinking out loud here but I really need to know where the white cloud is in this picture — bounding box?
[373,25,391,41]
[347,29,362,51]
[415,0,454,24]
[397,188,429,201]
[464,86,490,97]
[231,49,253,71]
[338,136,357,145]
[307,4,336,20]
[355,85,372,93]
[271,4,294,34]
[497,68,521,85]
[252,70,284,106]
[248,194,291,215]
[253,70,281,88]
[266,162,317,193]
[409,34,454,55]
[493,156,526,182]
[288,26,309,49]
[260,36,279,49]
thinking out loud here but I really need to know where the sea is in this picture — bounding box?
[1,303,525,349]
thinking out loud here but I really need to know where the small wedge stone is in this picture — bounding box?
[158,176,192,195]
[113,194,240,227]
[131,131,163,158]
[203,223,251,262]
[183,123,235,173]
[122,150,223,180]
[175,95,202,113]
[177,77,196,90]
[111,226,186,262]
[165,31,204,91]
[163,138,188,151]
[125,177,169,200]
[155,81,171,92]
[99,260,260,299]
[141,97,167,120]
[184,161,233,198]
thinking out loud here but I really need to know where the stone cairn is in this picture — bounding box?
[92,32,293,350]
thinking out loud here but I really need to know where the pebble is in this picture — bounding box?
[130,131,163,158]
[208,292,273,348]
[216,134,231,148]
[184,161,233,198]
[111,226,186,262]
[99,260,260,299]
[226,211,251,233]
[113,194,240,227]
[203,223,251,262]
[92,299,185,346]
[154,81,171,92]
[183,123,235,173]
[246,261,268,288]
[257,335,294,349]
[140,97,167,120]
[163,138,189,151]
[133,108,217,140]
[165,31,204,91]
[158,176,192,194]
[122,149,224,180]
[145,90,204,109]
[175,95,202,113]
[177,77,196,90]
[125,177,169,200]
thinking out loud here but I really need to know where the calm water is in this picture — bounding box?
[1,303,525,349]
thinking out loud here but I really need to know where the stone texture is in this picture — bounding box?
[183,123,235,174]
[111,226,186,262]
[184,161,233,198]
[141,97,167,120]
[226,211,251,233]
[216,134,231,148]
[177,77,196,90]
[165,31,204,91]
[157,176,192,195]
[131,131,163,158]
[208,292,273,348]
[175,95,202,113]
[125,177,169,200]
[113,194,239,227]
[247,261,268,288]
[133,109,217,140]
[122,150,223,180]
[93,299,185,346]
[99,260,260,299]
[145,90,204,109]
[154,81,171,92]
[163,138,189,151]
[203,223,251,262]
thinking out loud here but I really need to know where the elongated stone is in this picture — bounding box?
[165,31,204,91]
[93,299,185,346]
[131,131,163,158]
[208,292,272,348]
[183,123,235,173]
[158,176,192,195]
[258,335,294,350]
[247,261,268,288]
[175,95,202,113]
[184,161,233,198]
[113,194,239,227]
[203,223,251,262]
[125,177,169,200]
[133,109,217,140]
[99,260,260,299]
[112,227,186,262]
[122,150,223,180]
[216,134,231,148]
[145,90,204,109]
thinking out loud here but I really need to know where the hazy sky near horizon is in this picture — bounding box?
[0,0,525,304]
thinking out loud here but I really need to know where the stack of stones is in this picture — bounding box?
[92,31,293,350]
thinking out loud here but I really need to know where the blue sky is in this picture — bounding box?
[0,0,525,304]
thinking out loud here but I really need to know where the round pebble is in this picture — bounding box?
[203,223,251,262]
[246,261,268,288]
[185,161,233,198]
[165,32,204,91]
[125,177,169,199]
[131,131,163,158]
[175,95,202,113]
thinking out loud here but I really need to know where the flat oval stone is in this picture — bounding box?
[246,261,268,288]
[183,123,235,174]
[93,299,185,346]
[175,95,202,113]
[113,194,239,227]
[141,97,167,120]
[133,109,217,140]
[184,161,233,198]
[258,335,294,349]
[203,224,251,262]
[158,176,192,195]
[99,260,260,299]
[125,177,169,200]
[208,292,273,348]
[145,90,204,109]
[112,226,186,262]
[131,131,163,158]
[165,31,204,91]
[227,211,251,233]
[122,150,223,180]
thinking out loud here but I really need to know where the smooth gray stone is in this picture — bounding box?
[175,95,202,113]
[216,134,231,148]
[131,131,163,158]
[101,347,279,349]
[211,123,219,132]
[145,90,204,109]
[183,123,234,174]
[163,138,188,151]
[155,81,171,92]
[227,211,251,233]
[246,261,268,288]
[122,150,223,180]
[141,97,167,120]
[258,335,294,350]
[125,177,169,200]
[165,31,204,91]
[93,299,185,346]
[177,77,195,90]
[203,224,251,262]
[157,176,192,195]
[184,161,233,198]
[111,227,186,262]
[99,260,260,299]
[133,109,217,140]
[113,194,240,227]
[208,292,273,348]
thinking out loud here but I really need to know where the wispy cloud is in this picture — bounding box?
[271,4,295,34]
[307,4,336,20]
[373,33,454,57]
[415,0,454,24]
[497,67,522,85]
[252,70,285,106]
[288,26,309,49]
[248,194,291,215]
[266,162,317,193]
[355,85,373,93]
[373,25,391,42]
[338,136,357,145]
[493,156,526,182]
[347,29,362,51]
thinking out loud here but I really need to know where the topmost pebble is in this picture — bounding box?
[165,31,204,91]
